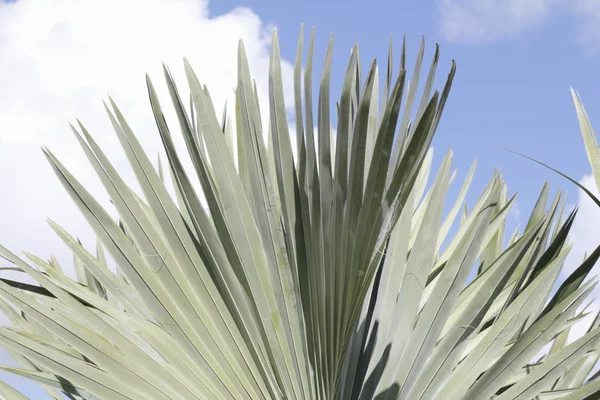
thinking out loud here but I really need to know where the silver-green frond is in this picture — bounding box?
[0,27,599,400]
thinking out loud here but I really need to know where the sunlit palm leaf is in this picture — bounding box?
[0,27,599,400]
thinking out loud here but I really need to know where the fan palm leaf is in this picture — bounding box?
[0,27,599,400]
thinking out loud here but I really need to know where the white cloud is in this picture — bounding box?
[0,1,294,396]
[559,174,600,379]
[0,0,293,274]
[439,0,600,46]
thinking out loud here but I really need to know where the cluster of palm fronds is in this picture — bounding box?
[0,27,600,400]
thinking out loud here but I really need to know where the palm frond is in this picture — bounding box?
[0,27,599,400]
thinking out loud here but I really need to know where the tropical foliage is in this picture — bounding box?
[0,27,600,399]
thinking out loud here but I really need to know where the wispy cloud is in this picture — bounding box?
[439,0,600,46]
[439,0,557,43]
[574,0,600,50]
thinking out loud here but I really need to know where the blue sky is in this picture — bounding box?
[209,0,600,225]
[1,0,600,398]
